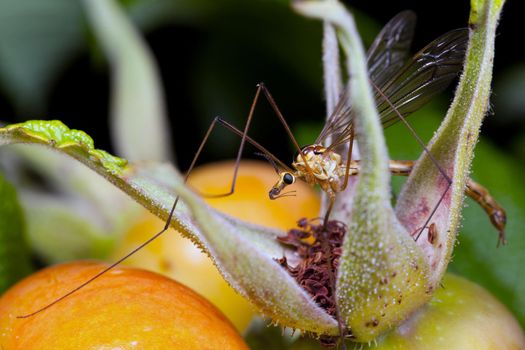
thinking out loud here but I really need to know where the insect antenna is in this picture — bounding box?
[274,191,297,199]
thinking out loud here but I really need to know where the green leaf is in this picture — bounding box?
[82,0,172,162]
[0,121,140,263]
[0,171,33,293]
[21,191,118,263]
[0,142,142,263]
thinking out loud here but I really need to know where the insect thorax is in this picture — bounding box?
[292,144,346,193]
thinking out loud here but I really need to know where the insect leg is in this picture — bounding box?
[16,86,279,318]
[185,83,264,199]
[217,114,351,346]
[372,82,456,244]
[259,82,350,346]
[217,117,349,345]
[339,127,356,192]
[387,160,507,245]
[16,206,177,318]
[372,82,451,183]
[257,83,316,175]
[465,179,507,246]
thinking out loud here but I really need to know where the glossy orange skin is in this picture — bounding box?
[187,160,321,228]
[0,262,248,350]
[114,160,321,331]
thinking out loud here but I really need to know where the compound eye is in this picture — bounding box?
[283,172,295,185]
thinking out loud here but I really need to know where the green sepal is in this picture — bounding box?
[0,172,33,293]
[0,120,339,334]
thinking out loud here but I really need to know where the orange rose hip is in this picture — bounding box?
[0,262,248,350]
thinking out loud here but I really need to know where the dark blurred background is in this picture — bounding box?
[0,0,523,169]
[1,0,525,329]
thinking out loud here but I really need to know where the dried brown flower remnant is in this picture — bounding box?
[277,218,346,318]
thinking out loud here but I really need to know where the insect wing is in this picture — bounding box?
[367,10,417,88]
[376,28,469,128]
[317,17,468,151]
[315,88,351,146]
[318,11,417,148]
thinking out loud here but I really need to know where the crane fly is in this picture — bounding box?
[17,11,506,324]
[213,11,506,240]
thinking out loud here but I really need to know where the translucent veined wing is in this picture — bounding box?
[317,11,417,146]
[315,88,351,146]
[318,27,468,151]
[367,10,417,88]
[376,28,468,128]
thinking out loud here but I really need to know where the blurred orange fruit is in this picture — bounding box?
[187,160,321,228]
[0,261,248,350]
[113,160,321,331]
